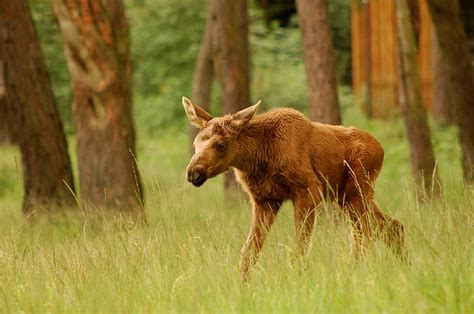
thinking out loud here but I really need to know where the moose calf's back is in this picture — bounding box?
[235,108,383,203]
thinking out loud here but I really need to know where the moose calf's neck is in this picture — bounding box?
[231,122,273,178]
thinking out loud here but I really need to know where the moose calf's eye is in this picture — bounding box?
[215,141,226,152]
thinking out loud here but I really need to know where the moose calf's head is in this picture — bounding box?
[182,97,260,187]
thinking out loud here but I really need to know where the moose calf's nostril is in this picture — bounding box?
[186,171,194,182]
[191,172,201,182]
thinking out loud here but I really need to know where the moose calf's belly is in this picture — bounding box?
[236,171,294,204]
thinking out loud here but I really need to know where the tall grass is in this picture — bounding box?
[0,108,472,313]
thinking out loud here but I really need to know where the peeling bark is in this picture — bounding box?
[50,0,144,217]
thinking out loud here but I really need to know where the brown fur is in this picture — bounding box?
[182,97,405,280]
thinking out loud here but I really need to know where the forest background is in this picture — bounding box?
[0,0,472,312]
[31,0,351,134]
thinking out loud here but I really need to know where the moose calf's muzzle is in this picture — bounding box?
[186,164,208,187]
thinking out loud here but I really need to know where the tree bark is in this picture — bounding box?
[0,88,17,144]
[295,0,342,125]
[0,0,75,214]
[427,0,474,182]
[431,29,455,124]
[396,0,440,195]
[0,61,15,144]
[211,0,251,194]
[190,5,214,153]
[50,0,144,216]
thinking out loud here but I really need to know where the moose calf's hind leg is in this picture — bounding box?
[342,154,383,258]
[344,197,406,260]
[372,202,406,259]
[293,190,320,257]
[343,197,373,259]
[239,201,280,281]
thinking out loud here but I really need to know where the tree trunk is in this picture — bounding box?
[0,0,75,214]
[0,87,17,144]
[427,0,474,182]
[396,0,440,195]
[190,5,214,153]
[50,0,144,217]
[295,0,342,125]
[0,61,15,144]
[431,29,455,124]
[211,0,251,194]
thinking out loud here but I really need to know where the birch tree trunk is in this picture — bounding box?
[50,0,144,217]
[0,0,75,214]
[396,0,440,195]
[296,0,342,125]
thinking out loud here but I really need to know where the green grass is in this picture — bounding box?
[0,107,472,313]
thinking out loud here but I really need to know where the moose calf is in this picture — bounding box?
[183,97,404,280]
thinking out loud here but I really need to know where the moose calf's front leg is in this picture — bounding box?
[240,201,280,281]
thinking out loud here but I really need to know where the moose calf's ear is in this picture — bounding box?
[182,96,213,129]
[233,100,261,127]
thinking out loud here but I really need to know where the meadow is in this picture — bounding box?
[0,104,472,313]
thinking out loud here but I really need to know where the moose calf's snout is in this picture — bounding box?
[186,164,208,187]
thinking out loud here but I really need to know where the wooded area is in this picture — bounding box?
[351,0,472,125]
[0,0,472,215]
[396,0,439,193]
[296,0,341,124]
[351,0,473,184]
[51,0,144,217]
[427,0,474,182]
[211,0,252,193]
[0,0,473,311]
[0,0,75,214]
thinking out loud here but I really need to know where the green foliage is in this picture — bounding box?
[0,147,19,198]
[250,18,307,112]
[30,0,352,134]
[250,0,351,86]
[29,0,207,133]
[248,0,351,122]
[328,0,352,85]
[128,0,205,98]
